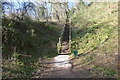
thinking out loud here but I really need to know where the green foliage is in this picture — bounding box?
[2,18,60,58]
[2,17,62,78]
[71,2,118,55]
[70,2,118,78]
[71,24,113,54]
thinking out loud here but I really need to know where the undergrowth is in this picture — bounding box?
[71,2,118,78]
[2,17,62,78]
[71,2,118,55]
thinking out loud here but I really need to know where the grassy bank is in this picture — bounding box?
[71,2,118,78]
[2,17,62,78]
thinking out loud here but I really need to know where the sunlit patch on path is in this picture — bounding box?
[54,55,72,68]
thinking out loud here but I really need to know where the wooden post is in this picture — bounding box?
[69,19,71,53]
[57,37,61,54]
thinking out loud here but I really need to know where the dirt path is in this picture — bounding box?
[39,55,80,78]
[36,52,118,78]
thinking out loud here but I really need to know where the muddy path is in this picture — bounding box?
[38,23,77,78]
[35,52,118,78]
[38,22,81,78]
[39,55,79,78]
